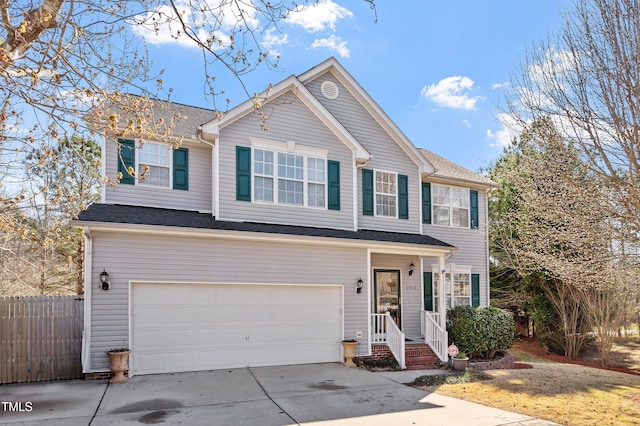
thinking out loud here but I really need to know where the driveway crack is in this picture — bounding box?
[248,367,299,425]
[88,381,109,425]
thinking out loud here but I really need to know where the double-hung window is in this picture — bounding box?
[138,142,171,187]
[250,140,327,208]
[253,149,274,202]
[307,157,326,208]
[432,184,469,227]
[375,171,397,217]
[432,269,471,311]
[117,138,189,190]
[277,153,304,205]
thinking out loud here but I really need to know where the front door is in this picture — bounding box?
[373,269,401,328]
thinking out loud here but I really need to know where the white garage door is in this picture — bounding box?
[131,283,343,375]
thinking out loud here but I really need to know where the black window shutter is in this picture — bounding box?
[362,168,374,216]
[327,160,340,210]
[117,138,135,185]
[471,273,480,307]
[423,272,433,311]
[398,174,408,219]
[173,148,189,190]
[236,146,251,201]
[422,182,431,224]
[470,190,479,229]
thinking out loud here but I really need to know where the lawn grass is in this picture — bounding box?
[411,339,640,426]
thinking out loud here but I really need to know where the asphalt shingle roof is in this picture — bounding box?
[76,204,454,249]
[420,148,498,188]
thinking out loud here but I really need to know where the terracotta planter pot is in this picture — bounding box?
[108,350,131,383]
[341,340,358,367]
[452,357,469,371]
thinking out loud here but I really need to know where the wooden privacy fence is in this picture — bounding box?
[0,296,84,384]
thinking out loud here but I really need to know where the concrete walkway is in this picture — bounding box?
[0,363,561,425]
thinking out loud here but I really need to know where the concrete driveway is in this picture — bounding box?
[0,363,559,426]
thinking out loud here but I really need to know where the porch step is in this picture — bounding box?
[404,343,439,370]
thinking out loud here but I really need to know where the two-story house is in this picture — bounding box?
[75,58,498,377]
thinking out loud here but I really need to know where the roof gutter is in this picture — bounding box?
[74,220,458,257]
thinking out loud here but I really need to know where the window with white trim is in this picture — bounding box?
[375,171,397,217]
[432,266,472,311]
[251,140,327,208]
[138,142,171,187]
[253,149,274,202]
[432,184,469,227]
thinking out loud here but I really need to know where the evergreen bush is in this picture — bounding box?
[448,306,515,359]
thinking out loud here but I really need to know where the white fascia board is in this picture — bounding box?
[78,221,456,258]
[198,121,219,141]
[424,175,500,191]
[298,59,434,173]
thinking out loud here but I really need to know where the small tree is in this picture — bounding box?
[0,135,100,295]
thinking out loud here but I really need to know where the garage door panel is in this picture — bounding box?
[132,283,342,375]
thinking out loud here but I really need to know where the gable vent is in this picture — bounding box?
[320,81,339,100]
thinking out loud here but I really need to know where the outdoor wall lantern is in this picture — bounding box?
[100,270,110,291]
[356,278,364,294]
[408,262,415,276]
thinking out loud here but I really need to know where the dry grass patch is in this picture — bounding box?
[419,362,640,426]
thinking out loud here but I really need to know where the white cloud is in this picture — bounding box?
[311,35,350,58]
[130,1,258,48]
[421,76,481,110]
[492,82,509,90]
[461,119,471,128]
[286,0,353,32]
[486,113,522,148]
[261,28,289,57]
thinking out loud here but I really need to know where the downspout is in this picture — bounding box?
[82,226,92,373]
[100,133,107,203]
[485,187,492,306]
[196,126,218,218]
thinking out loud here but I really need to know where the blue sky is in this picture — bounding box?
[134,0,573,173]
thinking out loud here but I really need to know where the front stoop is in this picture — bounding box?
[405,343,439,370]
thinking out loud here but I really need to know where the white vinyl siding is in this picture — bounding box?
[423,189,489,306]
[104,139,212,212]
[217,91,354,230]
[305,75,421,234]
[88,231,370,371]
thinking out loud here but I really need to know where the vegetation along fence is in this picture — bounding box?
[0,296,84,384]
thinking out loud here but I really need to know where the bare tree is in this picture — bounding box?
[509,0,640,251]
[1,1,375,148]
[489,117,628,362]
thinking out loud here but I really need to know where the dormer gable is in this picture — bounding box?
[199,75,370,164]
[298,58,436,176]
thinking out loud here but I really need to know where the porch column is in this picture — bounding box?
[438,254,446,330]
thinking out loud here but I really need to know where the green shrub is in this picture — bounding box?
[447,306,515,359]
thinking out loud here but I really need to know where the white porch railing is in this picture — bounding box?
[370,313,406,369]
[422,310,448,363]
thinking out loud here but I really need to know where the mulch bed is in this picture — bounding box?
[512,337,640,377]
